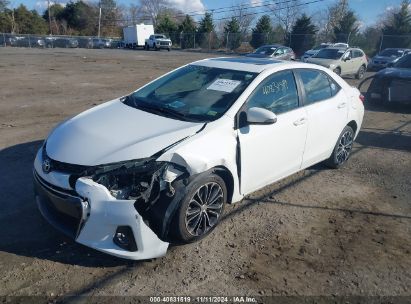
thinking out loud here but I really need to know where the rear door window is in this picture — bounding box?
[298,69,341,105]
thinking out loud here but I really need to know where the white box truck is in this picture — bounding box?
[123,24,154,49]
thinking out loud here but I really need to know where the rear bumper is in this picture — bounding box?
[33,151,169,260]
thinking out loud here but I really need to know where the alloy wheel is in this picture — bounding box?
[185,182,224,237]
[336,130,354,164]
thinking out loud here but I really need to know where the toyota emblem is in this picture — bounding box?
[42,158,51,174]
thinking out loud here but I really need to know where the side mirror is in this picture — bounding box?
[246,107,277,125]
[344,56,351,61]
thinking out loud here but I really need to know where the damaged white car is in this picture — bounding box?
[33,57,364,260]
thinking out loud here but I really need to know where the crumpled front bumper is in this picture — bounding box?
[33,150,169,260]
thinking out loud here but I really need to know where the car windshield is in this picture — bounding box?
[124,65,257,122]
[155,35,166,39]
[313,48,345,59]
[394,54,411,68]
[254,46,277,55]
[379,49,404,57]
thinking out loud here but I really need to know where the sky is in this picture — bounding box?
[14,0,407,27]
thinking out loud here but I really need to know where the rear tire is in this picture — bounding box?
[325,126,355,169]
[356,65,366,79]
[170,173,227,244]
[333,67,341,76]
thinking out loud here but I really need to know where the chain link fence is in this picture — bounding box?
[0,33,122,49]
[2,31,411,58]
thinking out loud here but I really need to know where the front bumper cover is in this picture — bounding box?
[33,151,169,260]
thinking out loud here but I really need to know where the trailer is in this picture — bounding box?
[123,24,154,49]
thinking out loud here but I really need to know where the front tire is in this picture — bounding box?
[325,125,355,169]
[171,173,227,244]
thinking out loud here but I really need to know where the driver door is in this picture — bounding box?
[237,70,308,195]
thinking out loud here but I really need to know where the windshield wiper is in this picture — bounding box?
[135,101,198,122]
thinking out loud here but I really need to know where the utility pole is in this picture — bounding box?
[47,0,52,35]
[98,0,102,38]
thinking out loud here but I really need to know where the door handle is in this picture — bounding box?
[338,102,347,108]
[293,117,307,126]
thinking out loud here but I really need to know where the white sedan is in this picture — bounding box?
[33,57,364,260]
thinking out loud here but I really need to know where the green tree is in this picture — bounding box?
[13,4,47,34]
[156,12,177,34]
[224,17,241,50]
[0,0,9,11]
[197,12,215,47]
[58,1,98,36]
[178,14,196,49]
[381,0,411,48]
[333,10,358,43]
[288,14,317,56]
[43,4,64,34]
[250,15,272,48]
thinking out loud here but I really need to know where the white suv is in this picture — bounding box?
[307,47,368,79]
[33,57,364,260]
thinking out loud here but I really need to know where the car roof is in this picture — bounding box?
[258,44,285,48]
[192,57,296,73]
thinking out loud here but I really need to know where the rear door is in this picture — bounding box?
[296,69,349,168]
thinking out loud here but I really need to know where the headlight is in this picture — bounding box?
[91,158,168,200]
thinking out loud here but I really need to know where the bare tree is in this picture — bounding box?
[269,0,301,39]
[140,0,167,26]
[231,1,255,34]
[318,0,349,41]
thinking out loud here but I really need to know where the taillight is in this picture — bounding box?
[359,94,365,103]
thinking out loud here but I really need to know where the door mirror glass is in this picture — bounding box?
[246,107,277,125]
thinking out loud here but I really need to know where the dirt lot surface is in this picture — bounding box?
[0,48,410,300]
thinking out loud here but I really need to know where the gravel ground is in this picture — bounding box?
[0,48,410,300]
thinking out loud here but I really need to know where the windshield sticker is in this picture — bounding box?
[207,79,242,93]
[207,110,218,116]
[262,79,289,95]
[168,100,185,108]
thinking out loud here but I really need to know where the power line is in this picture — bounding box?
[100,0,327,24]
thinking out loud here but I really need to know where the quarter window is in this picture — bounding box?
[246,71,299,114]
[299,70,340,105]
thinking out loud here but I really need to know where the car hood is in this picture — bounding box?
[45,100,204,166]
[375,67,411,80]
[306,58,337,67]
[373,56,399,63]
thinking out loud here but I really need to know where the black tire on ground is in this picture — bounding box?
[356,65,366,79]
[154,43,158,50]
[333,67,341,76]
[167,48,171,52]
[145,44,149,50]
[170,173,227,244]
[325,125,355,169]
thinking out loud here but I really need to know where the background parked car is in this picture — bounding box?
[301,43,333,62]
[306,46,368,79]
[246,44,296,60]
[87,38,112,49]
[367,53,411,104]
[45,37,78,48]
[368,48,411,71]
[7,35,45,47]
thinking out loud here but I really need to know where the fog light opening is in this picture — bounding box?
[113,226,138,252]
